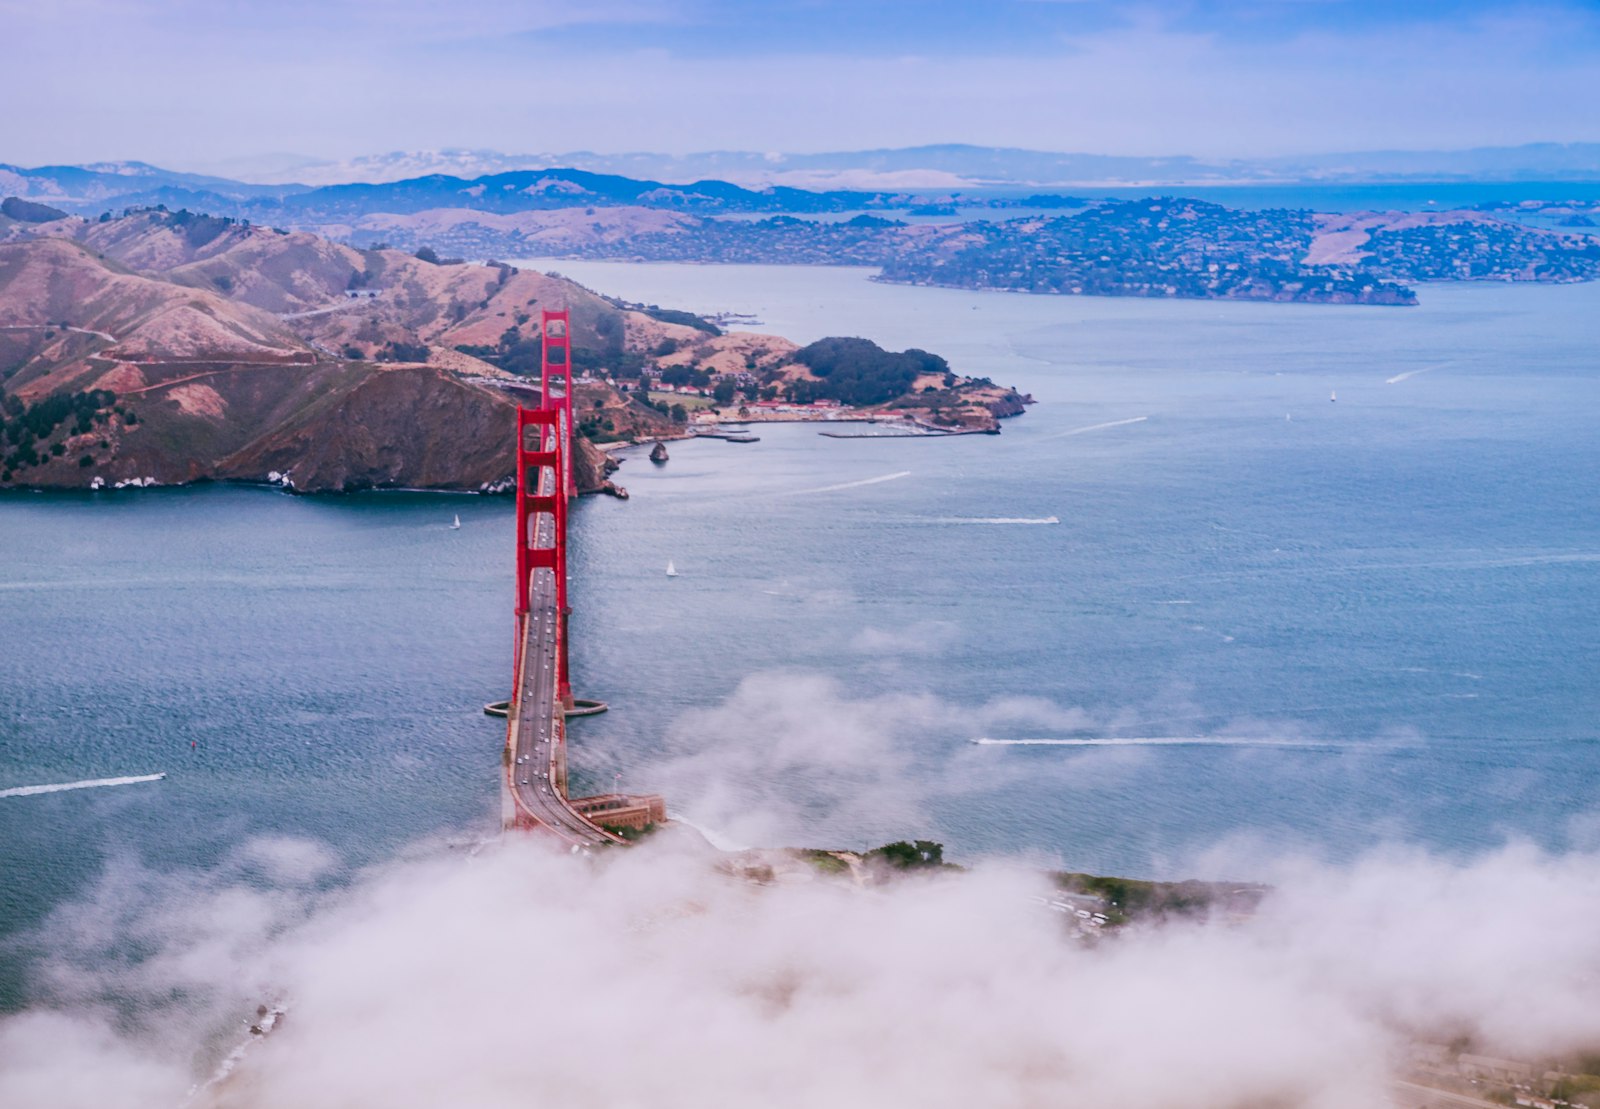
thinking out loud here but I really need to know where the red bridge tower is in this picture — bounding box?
[540,308,578,498]
[513,309,578,706]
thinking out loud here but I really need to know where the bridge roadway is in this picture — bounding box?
[505,459,618,846]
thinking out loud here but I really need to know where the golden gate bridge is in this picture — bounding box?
[502,309,664,844]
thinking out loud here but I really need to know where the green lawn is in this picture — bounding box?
[646,390,717,410]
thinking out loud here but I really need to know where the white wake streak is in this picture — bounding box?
[933,516,1060,525]
[1041,416,1149,441]
[787,471,911,496]
[1386,362,1452,385]
[0,773,166,798]
[973,737,1342,750]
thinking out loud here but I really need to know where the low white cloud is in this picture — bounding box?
[3,834,1599,1108]
[849,619,960,656]
[635,671,948,846]
[232,837,342,886]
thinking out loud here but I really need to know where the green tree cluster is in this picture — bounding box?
[1,196,70,223]
[659,364,711,389]
[1,389,116,478]
[638,307,721,334]
[159,208,238,248]
[791,337,949,406]
[865,840,945,870]
[375,340,430,363]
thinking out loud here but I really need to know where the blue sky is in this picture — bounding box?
[4,0,1599,168]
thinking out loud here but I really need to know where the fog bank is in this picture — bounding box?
[4,832,1598,1109]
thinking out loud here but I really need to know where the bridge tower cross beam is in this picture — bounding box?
[539,307,577,706]
[514,405,565,614]
[539,308,578,498]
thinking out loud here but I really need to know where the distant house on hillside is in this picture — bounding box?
[344,289,381,300]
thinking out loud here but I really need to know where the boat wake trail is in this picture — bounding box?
[787,471,912,496]
[1040,416,1149,441]
[0,773,166,798]
[972,737,1347,750]
[933,516,1061,525]
[1386,362,1452,385]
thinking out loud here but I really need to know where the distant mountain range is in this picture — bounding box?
[6,143,1600,212]
[183,142,1600,189]
[0,164,1083,222]
[0,160,295,203]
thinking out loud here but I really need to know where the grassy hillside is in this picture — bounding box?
[0,209,1020,491]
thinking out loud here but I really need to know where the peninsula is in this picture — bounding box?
[0,206,1027,493]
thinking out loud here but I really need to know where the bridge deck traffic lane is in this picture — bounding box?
[504,451,616,846]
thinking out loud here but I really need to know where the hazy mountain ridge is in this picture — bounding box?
[176,141,1600,189]
[0,166,927,222]
[8,142,1600,220]
[11,156,1597,312]
[0,161,302,206]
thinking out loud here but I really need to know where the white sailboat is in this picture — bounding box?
[1330,390,1337,402]
[666,560,679,577]
[450,514,461,529]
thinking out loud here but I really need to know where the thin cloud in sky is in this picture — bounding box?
[1,0,1597,165]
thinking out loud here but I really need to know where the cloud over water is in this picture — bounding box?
[3,831,1599,1108]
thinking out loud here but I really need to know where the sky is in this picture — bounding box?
[3,0,1600,170]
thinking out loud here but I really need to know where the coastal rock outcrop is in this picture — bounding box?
[572,435,622,496]
[985,390,1032,420]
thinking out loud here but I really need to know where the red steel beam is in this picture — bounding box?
[540,309,577,498]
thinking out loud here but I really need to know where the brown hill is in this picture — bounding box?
[0,235,522,491]
[162,231,366,314]
[78,209,256,272]
[1,209,1024,493]
[0,238,308,394]
[296,253,627,359]
[73,210,367,314]
[353,205,697,252]
[211,363,518,491]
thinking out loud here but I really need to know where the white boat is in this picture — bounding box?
[1330,390,1337,402]
[666,560,678,577]
[450,514,461,529]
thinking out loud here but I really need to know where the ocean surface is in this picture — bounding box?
[3,263,1598,1008]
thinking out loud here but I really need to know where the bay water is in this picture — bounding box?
[3,262,1597,1007]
